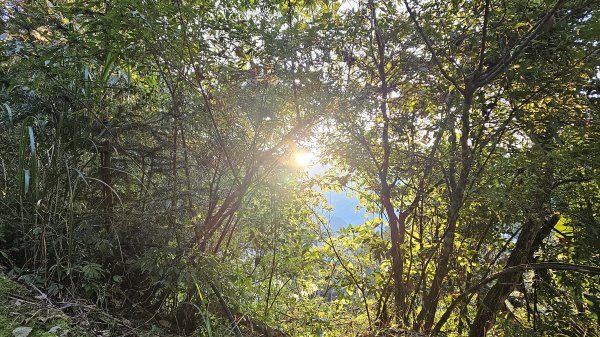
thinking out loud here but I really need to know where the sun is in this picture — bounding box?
[294,150,317,168]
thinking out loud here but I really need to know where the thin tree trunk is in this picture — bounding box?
[416,92,473,332]
[100,138,112,231]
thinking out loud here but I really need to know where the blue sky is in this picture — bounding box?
[321,190,366,230]
[307,164,371,231]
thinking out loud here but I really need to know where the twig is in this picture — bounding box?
[27,282,52,306]
[402,0,464,94]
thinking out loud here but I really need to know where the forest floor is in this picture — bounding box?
[0,265,294,337]
[0,267,430,337]
[0,268,178,337]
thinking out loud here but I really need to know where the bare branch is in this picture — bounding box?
[478,0,567,86]
[402,0,465,95]
[476,0,491,75]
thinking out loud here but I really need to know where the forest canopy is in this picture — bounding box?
[0,0,599,336]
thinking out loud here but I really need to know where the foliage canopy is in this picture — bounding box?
[0,0,599,336]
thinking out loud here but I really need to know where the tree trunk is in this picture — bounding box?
[470,132,556,336]
[468,215,559,336]
[415,92,473,332]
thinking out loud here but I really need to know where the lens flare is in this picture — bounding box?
[294,151,316,168]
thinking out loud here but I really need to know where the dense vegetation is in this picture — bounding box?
[1,0,599,336]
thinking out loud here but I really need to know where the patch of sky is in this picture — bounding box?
[307,164,375,232]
